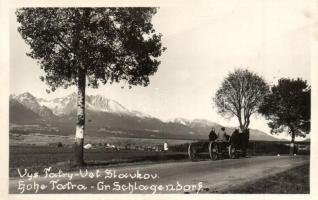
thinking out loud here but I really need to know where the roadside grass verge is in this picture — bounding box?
[9,153,188,178]
[221,163,309,194]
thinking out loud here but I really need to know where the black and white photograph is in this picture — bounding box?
[1,0,317,198]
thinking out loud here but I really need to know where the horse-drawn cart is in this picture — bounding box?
[187,130,248,161]
[188,140,232,160]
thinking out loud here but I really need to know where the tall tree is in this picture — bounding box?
[259,78,311,154]
[16,8,165,166]
[214,69,269,132]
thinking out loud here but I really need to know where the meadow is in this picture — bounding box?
[9,133,191,177]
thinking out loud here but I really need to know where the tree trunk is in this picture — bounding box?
[74,67,86,166]
[290,132,296,155]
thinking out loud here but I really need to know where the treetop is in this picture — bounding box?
[16,7,166,92]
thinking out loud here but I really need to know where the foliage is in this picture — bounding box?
[259,78,310,138]
[16,8,166,91]
[214,69,269,131]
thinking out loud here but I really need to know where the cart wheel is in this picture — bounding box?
[229,145,237,159]
[209,141,218,160]
[188,143,197,161]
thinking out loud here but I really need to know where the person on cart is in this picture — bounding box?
[209,128,218,141]
[216,127,229,151]
[230,128,240,148]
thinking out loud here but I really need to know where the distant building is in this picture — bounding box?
[164,142,168,151]
[84,143,92,149]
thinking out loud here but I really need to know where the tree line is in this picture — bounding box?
[214,69,310,154]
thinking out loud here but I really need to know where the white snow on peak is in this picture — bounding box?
[86,95,131,114]
[171,118,191,125]
[11,92,154,118]
[131,110,153,119]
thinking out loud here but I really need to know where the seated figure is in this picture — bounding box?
[209,128,218,141]
[230,128,240,148]
[216,127,229,152]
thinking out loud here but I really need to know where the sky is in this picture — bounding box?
[9,0,315,138]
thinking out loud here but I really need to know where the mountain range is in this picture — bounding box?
[9,92,282,141]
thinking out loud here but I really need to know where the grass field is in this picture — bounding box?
[10,132,194,146]
[221,163,310,194]
[9,133,194,177]
[9,145,188,177]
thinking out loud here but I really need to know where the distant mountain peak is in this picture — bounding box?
[172,118,191,126]
[11,92,150,118]
[86,94,130,114]
[12,92,54,118]
[10,92,284,142]
[17,92,36,100]
[171,118,220,128]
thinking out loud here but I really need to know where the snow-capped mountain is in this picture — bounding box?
[171,118,191,126]
[130,110,153,119]
[171,118,220,128]
[12,92,150,118]
[190,119,220,128]
[9,92,283,141]
[37,93,77,115]
[10,92,54,117]
[86,95,130,114]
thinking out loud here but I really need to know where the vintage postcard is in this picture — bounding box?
[0,0,317,199]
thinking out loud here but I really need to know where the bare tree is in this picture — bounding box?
[213,69,269,132]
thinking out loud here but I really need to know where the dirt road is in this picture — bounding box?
[9,155,309,194]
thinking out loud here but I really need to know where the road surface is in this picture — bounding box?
[9,155,309,194]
